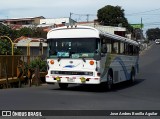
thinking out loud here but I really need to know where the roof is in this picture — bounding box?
[4,16,45,22]
[14,36,47,47]
[47,25,99,39]
[100,31,138,46]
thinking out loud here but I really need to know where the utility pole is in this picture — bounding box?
[141,17,143,40]
[70,12,73,19]
[86,14,89,22]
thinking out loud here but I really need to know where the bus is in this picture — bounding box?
[45,25,139,89]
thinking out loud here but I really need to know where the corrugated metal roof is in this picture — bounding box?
[14,36,47,47]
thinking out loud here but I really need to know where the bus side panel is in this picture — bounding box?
[99,54,109,83]
[110,55,139,83]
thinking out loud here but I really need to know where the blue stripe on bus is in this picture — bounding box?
[113,57,130,80]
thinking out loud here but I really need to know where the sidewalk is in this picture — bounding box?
[140,41,154,55]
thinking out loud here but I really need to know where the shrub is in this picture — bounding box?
[29,57,47,72]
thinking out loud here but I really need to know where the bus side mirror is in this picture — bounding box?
[93,54,101,60]
[101,44,107,53]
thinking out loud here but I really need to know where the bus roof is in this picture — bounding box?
[47,26,99,39]
[100,30,139,46]
[47,25,139,46]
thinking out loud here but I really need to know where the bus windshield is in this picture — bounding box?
[48,38,100,58]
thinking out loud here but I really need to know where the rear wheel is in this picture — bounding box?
[58,83,68,89]
[130,69,135,83]
[107,72,113,90]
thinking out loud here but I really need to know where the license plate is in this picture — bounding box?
[67,78,75,82]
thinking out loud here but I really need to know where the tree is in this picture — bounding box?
[18,27,33,37]
[17,27,47,39]
[97,5,133,32]
[146,28,160,41]
[0,24,47,55]
[0,38,22,55]
[0,39,11,55]
[32,27,47,39]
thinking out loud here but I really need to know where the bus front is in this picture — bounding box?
[45,26,101,88]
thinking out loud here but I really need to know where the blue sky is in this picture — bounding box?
[1,0,160,33]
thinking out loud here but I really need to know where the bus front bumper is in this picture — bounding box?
[45,75,101,84]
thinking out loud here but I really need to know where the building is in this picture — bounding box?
[77,21,127,37]
[40,17,76,26]
[37,17,77,32]
[14,36,47,58]
[2,16,45,25]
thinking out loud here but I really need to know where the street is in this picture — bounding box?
[0,43,160,118]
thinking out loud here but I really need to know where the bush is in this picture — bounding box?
[29,57,47,72]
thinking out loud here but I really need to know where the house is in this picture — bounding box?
[3,16,45,25]
[14,36,47,58]
[40,17,76,26]
[77,21,127,37]
[38,17,77,32]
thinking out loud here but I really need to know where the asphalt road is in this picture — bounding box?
[0,43,160,119]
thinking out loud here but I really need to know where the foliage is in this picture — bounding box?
[146,28,160,41]
[18,27,33,37]
[29,57,47,72]
[17,27,47,39]
[0,39,11,55]
[0,24,47,55]
[0,24,12,37]
[97,5,133,32]
[0,38,22,55]
[0,23,47,40]
[133,28,143,40]
[0,24,19,40]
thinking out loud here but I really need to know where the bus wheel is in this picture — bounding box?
[130,70,135,83]
[107,73,113,90]
[58,83,68,89]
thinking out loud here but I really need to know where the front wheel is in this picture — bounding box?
[58,83,68,89]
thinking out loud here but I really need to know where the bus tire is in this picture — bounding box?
[107,71,113,90]
[130,69,135,83]
[58,83,68,89]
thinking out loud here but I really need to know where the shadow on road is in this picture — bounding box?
[52,78,145,93]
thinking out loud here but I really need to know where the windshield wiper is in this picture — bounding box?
[58,57,61,62]
[82,57,86,62]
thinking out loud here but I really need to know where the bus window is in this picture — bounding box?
[120,42,125,54]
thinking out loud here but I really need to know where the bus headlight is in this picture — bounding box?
[89,60,94,65]
[50,60,54,64]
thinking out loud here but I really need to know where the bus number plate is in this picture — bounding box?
[67,78,75,82]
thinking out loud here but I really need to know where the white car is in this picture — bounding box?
[155,39,160,44]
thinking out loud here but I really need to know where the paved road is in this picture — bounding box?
[0,43,160,119]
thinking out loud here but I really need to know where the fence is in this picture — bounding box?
[0,55,43,88]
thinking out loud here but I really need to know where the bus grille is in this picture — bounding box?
[51,71,93,76]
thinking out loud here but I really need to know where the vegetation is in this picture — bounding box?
[97,5,133,32]
[0,23,47,55]
[0,38,22,55]
[0,23,47,40]
[29,57,47,72]
[0,24,18,41]
[18,27,47,38]
[146,28,160,41]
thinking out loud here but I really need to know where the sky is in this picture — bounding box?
[1,0,160,33]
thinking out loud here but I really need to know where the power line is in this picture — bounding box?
[126,8,160,16]
[70,12,96,22]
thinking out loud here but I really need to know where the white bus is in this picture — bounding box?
[45,25,139,89]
